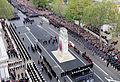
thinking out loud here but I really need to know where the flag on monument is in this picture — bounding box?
[60,41,62,51]
[59,41,62,51]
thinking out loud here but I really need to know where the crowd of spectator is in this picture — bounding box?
[10,0,120,71]
[38,55,59,81]
[10,0,53,17]
[87,26,99,35]
[48,15,120,71]
[10,0,38,17]
[2,22,19,59]
[8,0,120,75]
[1,20,46,81]
[1,21,29,82]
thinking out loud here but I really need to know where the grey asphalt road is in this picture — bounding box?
[10,10,120,82]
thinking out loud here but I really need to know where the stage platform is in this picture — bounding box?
[52,50,76,63]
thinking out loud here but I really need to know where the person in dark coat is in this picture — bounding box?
[18,74,20,79]
[28,46,29,50]
[38,60,40,64]
[107,62,110,67]
[41,66,43,71]
[48,40,50,44]
[22,38,24,41]
[56,76,59,81]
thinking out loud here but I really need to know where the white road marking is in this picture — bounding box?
[109,77,113,80]
[93,62,109,76]
[37,24,107,82]
[24,33,34,45]
[105,77,120,82]
[54,65,59,68]
[37,25,52,34]
[26,26,30,31]
[94,72,104,82]
[19,32,30,36]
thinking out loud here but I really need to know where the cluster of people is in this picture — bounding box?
[48,14,120,71]
[49,19,64,28]
[1,21,30,82]
[43,36,58,45]
[87,26,99,36]
[75,72,94,82]
[61,63,93,81]
[23,17,34,24]
[10,0,39,17]
[27,62,45,82]
[82,52,92,64]
[30,44,42,53]
[9,68,26,81]
[2,23,19,59]
[38,55,59,81]
[9,23,32,61]
[10,0,53,17]
[8,64,25,72]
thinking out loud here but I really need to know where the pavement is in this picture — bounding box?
[9,9,120,82]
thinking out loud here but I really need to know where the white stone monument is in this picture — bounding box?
[52,28,75,63]
[58,28,68,57]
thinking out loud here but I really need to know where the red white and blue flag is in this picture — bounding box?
[59,41,62,51]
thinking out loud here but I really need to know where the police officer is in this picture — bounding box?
[28,46,29,50]
[22,38,24,41]
[38,60,40,64]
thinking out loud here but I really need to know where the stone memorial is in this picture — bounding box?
[52,28,75,63]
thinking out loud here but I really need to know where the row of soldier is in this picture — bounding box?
[30,44,42,53]
[38,55,59,81]
[42,56,57,78]
[61,63,93,77]
[68,26,120,71]
[2,24,19,59]
[32,62,45,82]
[27,63,45,82]
[8,64,25,72]
[9,68,25,80]
[7,50,19,59]
[23,18,34,25]
[75,72,94,82]
[8,60,22,67]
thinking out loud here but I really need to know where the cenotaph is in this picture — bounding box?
[52,28,75,63]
